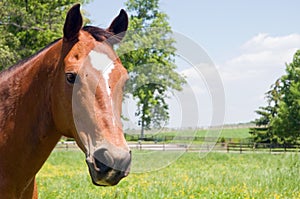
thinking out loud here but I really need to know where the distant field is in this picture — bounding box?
[37,150,300,198]
[125,127,251,143]
[196,127,250,138]
[157,128,250,138]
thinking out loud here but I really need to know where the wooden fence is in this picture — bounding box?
[55,141,300,154]
[55,141,79,150]
[226,142,300,154]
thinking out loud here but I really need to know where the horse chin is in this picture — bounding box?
[85,159,128,186]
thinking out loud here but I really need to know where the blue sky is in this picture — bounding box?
[84,1,300,127]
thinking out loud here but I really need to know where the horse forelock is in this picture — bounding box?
[82,26,123,45]
[82,26,114,42]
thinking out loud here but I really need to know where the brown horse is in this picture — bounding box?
[0,4,131,199]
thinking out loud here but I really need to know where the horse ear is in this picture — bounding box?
[63,4,83,41]
[106,9,128,43]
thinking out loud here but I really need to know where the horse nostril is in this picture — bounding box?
[93,148,131,173]
[94,158,112,173]
[93,148,114,172]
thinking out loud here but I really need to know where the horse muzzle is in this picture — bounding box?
[86,145,131,186]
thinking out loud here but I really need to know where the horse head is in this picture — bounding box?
[52,4,131,186]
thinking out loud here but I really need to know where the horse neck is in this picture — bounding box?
[0,40,63,180]
[15,51,61,147]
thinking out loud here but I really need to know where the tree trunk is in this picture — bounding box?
[140,119,145,140]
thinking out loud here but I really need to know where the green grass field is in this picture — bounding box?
[37,150,300,199]
[125,127,251,143]
[195,127,251,138]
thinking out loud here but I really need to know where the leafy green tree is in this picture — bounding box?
[270,50,300,143]
[252,50,300,144]
[120,0,185,138]
[0,0,90,69]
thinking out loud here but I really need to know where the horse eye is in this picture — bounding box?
[66,73,77,84]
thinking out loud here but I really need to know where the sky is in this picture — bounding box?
[84,0,300,128]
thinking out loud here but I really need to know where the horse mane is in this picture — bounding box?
[1,26,114,77]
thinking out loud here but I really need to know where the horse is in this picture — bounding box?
[0,4,131,199]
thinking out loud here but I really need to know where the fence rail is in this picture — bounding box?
[226,142,300,154]
[55,141,300,154]
[55,141,79,150]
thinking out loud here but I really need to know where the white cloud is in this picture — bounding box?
[220,33,300,82]
[242,33,300,52]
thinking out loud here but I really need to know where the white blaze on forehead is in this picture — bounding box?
[89,50,115,95]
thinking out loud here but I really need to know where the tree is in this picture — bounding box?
[270,50,300,143]
[119,0,185,138]
[251,50,300,144]
[0,0,90,69]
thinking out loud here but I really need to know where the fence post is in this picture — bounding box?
[284,144,287,153]
[239,142,242,154]
[227,143,229,153]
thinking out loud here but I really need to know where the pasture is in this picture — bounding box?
[124,127,251,143]
[37,150,300,198]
